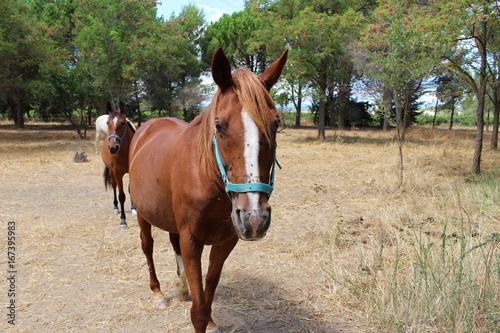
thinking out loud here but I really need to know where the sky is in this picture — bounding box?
[156,0,244,22]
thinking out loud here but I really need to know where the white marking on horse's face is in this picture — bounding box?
[112,116,118,129]
[242,110,260,209]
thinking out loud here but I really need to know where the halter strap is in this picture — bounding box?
[108,125,127,143]
[212,135,281,198]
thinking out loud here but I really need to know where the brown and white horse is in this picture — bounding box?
[101,102,136,230]
[129,48,287,332]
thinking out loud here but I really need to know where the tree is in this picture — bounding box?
[486,20,500,149]
[247,0,310,127]
[0,0,53,127]
[143,5,205,119]
[435,70,466,130]
[434,0,499,172]
[28,0,103,137]
[202,10,268,73]
[357,0,446,185]
[250,0,364,139]
[74,0,173,103]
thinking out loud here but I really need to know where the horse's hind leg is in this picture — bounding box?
[128,184,137,218]
[169,233,189,301]
[138,214,168,309]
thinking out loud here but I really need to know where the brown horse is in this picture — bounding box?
[128,48,287,332]
[101,102,136,230]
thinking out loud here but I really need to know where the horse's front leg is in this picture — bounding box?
[204,238,238,333]
[111,178,119,215]
[95,134,99,154]
[116,175,127,230]
[179,232,209,333]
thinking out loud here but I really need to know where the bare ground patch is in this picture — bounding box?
[0,124,498,332]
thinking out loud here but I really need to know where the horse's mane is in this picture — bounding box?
[190,68,279,185]
[126,119,136,133]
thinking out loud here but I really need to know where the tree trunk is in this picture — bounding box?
[99,101,109,115]
[394,95,404,187]
[87,105,93,126]
[402,85,412,130]
[290,80,303,128]
[432,98,438,130]
[338,82,349,130]
[15,94,25,128]
[486,108,490,132]
[133,80,142,127]
[491,76,499,149]
[136,96,142,128]
[318,96,326,140]
[449,97,455,131]
[382,86,392,131]
[327,83,334,128]
[295,93,302,128]
[472,18,487,174]
[492,99,499,149]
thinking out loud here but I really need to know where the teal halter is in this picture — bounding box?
[212,135,281,198]
[108,125,127,143]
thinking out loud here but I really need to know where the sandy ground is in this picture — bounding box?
[2,123,498,332]
[0,124,375,333]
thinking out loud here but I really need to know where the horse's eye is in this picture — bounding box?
[121,121,126,126]
[215,120,224,134]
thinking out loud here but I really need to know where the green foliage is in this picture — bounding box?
[2,0,498,143]
[414,114,484,127]
[202,10,268,73]
[74,0,169,100]
[310,98,374,127]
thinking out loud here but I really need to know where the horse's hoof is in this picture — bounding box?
[174,288,190,301]
[131,209,137,219]
[113,208,120,215]
[206,326,221,333]
[153,297,168,309]
[119,223,127,231]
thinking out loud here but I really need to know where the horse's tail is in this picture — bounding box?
[103,166,112,191]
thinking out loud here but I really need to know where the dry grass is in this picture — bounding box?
[0,122,498,332]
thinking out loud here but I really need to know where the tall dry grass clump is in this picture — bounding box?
[326,127,500,332]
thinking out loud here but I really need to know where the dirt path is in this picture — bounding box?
[1,125,370,332]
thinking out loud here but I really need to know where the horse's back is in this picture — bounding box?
[129,117,190,232]
[130,117,187,157]
[96,115,109,135]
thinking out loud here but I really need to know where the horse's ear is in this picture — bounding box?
[259,49,288,91]
[119,102,125,114]
[106,102,112,114]
[211,48,233,90]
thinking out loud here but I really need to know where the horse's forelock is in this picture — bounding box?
[232,69,278,144]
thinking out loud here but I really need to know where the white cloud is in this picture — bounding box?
[199,5,230,22]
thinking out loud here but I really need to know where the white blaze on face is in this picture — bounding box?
[242,110,261,210]
[110,116,119,143]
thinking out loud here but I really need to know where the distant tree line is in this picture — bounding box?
[1,0,499,173]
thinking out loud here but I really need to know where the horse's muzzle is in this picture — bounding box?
[108,144,120,154]
[231,198,271,241]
